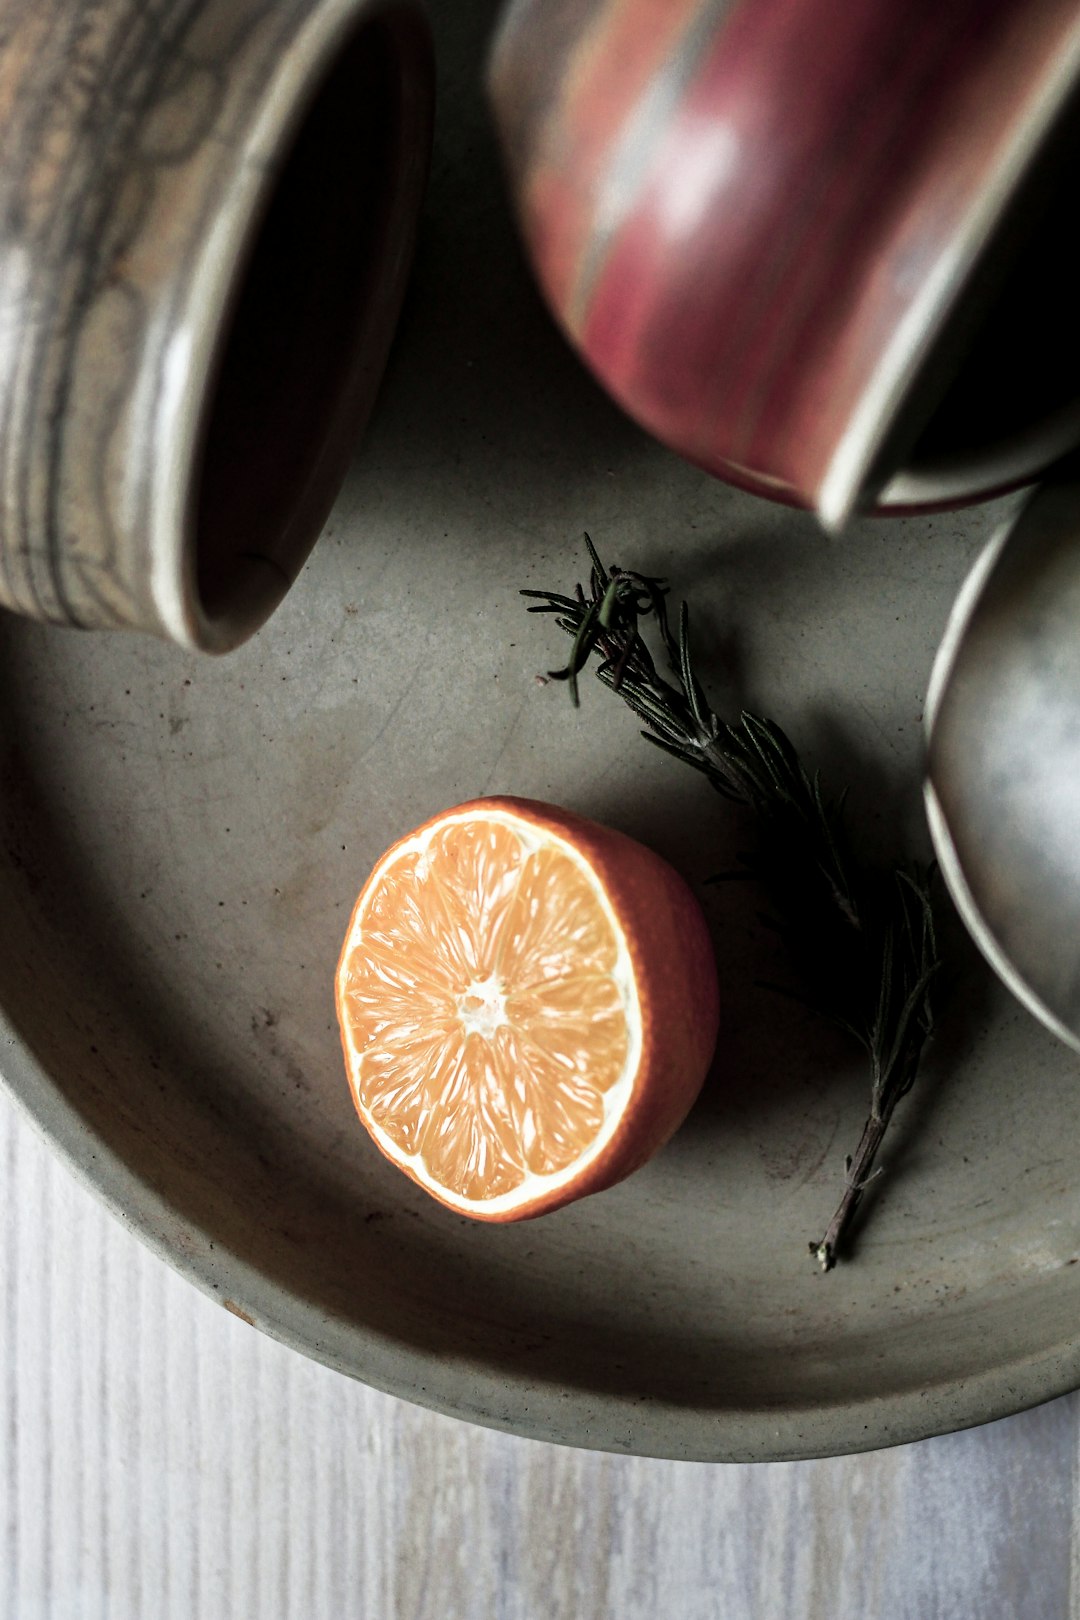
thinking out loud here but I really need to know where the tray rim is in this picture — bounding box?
[5,1000,1080,1462]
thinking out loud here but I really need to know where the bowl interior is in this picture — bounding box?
[877,85,1080,508]
[5,0,1080,1461]
[6,449,1080,1459]
[186,6,429,651]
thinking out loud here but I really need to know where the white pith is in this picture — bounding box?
[456,976,509,1040]
[337,808,642,1214]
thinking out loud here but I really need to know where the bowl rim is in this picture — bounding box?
[147,0,434,654]
[5,1000,1080,1463]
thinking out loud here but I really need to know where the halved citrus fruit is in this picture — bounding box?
[335,797,719,1220]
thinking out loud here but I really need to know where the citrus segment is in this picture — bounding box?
[336,798,719,1220]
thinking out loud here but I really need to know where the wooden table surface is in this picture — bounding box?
[3,1086,1077,1620]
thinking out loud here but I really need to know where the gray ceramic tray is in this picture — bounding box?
[5,3,1080,1463]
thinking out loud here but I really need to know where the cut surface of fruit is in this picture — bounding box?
[335,798,719,1220]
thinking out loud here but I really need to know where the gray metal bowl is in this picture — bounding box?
[927,465,1080,1052]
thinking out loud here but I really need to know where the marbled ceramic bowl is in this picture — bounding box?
[0,0,433,649]
[490,0,1080,525]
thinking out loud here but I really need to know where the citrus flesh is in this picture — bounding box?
[335,798,718,1220]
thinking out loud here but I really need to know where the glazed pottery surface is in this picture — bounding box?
[0,0,433,649]
[926,462,1080,1055]
[490,0,1080,525]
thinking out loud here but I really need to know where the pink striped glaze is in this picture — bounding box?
[490,0,1080,522]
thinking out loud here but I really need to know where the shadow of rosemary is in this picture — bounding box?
[523,536,946,1271]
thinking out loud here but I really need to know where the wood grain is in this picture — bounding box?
[3,1087,1078,1620]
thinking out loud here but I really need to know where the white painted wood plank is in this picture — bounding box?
[1,1089,1077,1620]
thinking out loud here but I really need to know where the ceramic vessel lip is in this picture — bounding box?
[489,0,1080,526]
[920,492,1076,1051]
[0,0,434,651]
[924,463,1080,1051]
[153,0,434,655]
[879,398,1080,514]
[822,32,1080,530]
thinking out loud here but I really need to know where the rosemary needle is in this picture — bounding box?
[523,536,940,1270]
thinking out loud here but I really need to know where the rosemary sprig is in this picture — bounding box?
[523,536,939,1270]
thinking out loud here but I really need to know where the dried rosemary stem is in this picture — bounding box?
[524,537,939,1270]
